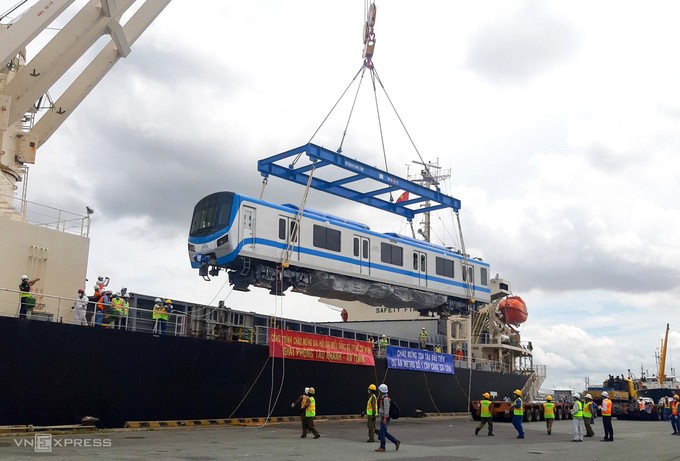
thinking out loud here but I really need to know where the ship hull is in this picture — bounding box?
[0,317,528,427]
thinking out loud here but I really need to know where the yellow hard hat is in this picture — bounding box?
[513,389,522,396]
[308,387,315,395]
[546,395,553,401]
[368,384,377,391]
[674,394,679,400]
[482,392,490,399]
[165,299,172,304]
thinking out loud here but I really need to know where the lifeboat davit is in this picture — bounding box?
[499,296,528,325]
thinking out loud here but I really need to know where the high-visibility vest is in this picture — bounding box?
[153,303,167,320]
[544,402,555,419]
[573,400,583,418]
[97,296,109,311]
[513,398,524,416]
[305,396,316,417]
[639,401,645,411]
[583,402,592,418]
[664,400,671,409]
[419,331,427,340]
[20,282,31,298]
[601,398,612,416]
[672,401,678,415]
[480,399,492,418]
[366,394,377,416]
[379,338,388,347]
[111,297,123,313]
[122,300,129,317]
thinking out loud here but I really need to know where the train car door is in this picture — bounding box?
[353,235,370,275]
[278,216,300,261]
[412,250,428,286]
[241,206,256,249]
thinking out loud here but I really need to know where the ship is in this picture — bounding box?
[0,1,541,428]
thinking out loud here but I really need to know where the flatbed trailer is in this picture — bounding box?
[470,400,573,422]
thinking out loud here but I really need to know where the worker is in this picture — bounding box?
[301,387,320,439]
[121,293,130,329]
[18,274,40,319]
[363,384,378,442]
[152,298,163,334]
[291,387,309,437]
[378,335,388,357]
[419,327,427,349]
[375,384,400,452]
[671,394,679,435]
[455,347,464,362]
[663,396,671,421]
[434,344,442,353]
[600,391,613,442]
[583,394,595,437]
[475,392,494,436]
[95,289,112,326]
[94,275,110,291]
[544,395,555,435]
[110,292,124,329]
[72,288,88,326]
[570,393,584,442]
[511,389,525,439]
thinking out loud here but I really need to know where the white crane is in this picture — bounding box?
[0,0,171,211]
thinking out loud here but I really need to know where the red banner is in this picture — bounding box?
[268,329,375,367]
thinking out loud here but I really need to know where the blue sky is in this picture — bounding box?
[16,0,680,392]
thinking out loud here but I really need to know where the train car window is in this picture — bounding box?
[362,240,369,259]
[412,253,418,270]
[462,265,474,283]
[480,267,488,286]
[420,254,427,271]
[435,257,454,278]
[381,243,403,266]
[313,225,341,252]
[353,237,359,257]
[290,221,298,243]
[278,218,286,240]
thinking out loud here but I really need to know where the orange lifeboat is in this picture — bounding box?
[499,296,528,325]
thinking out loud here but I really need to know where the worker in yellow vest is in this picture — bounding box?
[544,395,555,435]
[475,392,494,436]
[109,292,124,329]
[512,389,524,439]
[18,274,39,319]
[363,384,378,442]
[152,297,163,334]
[671,394,679,435]
[419,328,427,349]
[570,393,584,441]
[121,293,130,330]
[301,387,320,439]
[583,394,595,437]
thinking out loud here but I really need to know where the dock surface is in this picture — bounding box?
[1,416,676,460]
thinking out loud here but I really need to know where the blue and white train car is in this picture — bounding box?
[188,191,490,315]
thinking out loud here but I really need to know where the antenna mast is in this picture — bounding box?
[408,160,450,242]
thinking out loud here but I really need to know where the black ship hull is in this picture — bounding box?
[0,317,528,427]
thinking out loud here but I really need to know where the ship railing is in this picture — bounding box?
[0,288,189,336]
[0,193,91,237]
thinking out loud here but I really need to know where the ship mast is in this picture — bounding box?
[407,160,450,242]
[659,323,670,387]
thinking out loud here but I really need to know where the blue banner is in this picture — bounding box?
[386,345,454,374]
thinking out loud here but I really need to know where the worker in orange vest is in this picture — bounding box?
[600,391,613,442]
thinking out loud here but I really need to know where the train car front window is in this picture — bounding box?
[190,192,234,237]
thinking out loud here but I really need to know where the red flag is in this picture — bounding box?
[396,191,409,203]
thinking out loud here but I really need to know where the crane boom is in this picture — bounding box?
[659,323,670,386]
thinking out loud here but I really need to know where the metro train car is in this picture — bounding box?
[188,191,490,315]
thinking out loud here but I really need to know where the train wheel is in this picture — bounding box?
[534,408,541,422]
[555,408,562,420]
[525,410,533,422]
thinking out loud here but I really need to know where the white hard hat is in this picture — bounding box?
[421,327,425,330]
[601,391,609,397]
[573,393,581,399]
[123,293,130,298]
[21,275,28,280]
[378,384,388,393]
[585,394,593,399]
[114,292,121,297]
[155,298,162,303]
[304,387,309,394]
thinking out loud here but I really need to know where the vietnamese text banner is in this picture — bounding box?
[386,345,454,374]
[269,329,375,366]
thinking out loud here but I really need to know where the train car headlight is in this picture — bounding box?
[188,243,195,252]
[217,235,229,247]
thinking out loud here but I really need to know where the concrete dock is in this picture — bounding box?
[0,416,677,460]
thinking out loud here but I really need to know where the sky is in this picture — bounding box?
[11,0,680,393]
